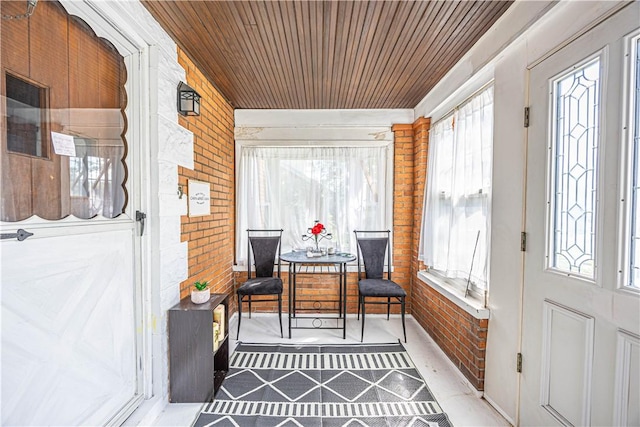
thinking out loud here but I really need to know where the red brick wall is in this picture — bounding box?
[411,118,430,277]
[177,49,235,303]
[394,117,488,391]
[234,270,359,314]
[392,124,415,314]
[415,283,488,389]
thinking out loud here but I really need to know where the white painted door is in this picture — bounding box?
[521,3,640,426]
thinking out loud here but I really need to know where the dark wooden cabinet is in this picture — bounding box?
[168,293,229,403]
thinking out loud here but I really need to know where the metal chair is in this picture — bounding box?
[354,230,407,343]
[236,229,284,339]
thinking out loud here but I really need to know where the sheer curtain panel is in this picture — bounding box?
[236,145,391,265]
[419,86,493,291]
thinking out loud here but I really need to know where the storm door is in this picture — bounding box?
[1,1,143,424]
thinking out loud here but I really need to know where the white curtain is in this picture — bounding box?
[236,145,391,264]
[70,140,125,219]
[419,86,493,289]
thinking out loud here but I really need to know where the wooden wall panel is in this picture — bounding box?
[1,2,32,221]
[31,158,63,219]
[28,1,70,219]
[98,46,122,109]
[30,1,69,112]
[0,155,32,221]
[0,2,30,75]
[69,17,101,109]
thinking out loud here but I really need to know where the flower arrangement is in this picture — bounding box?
[311,222,324,236]
[302,220,332,252]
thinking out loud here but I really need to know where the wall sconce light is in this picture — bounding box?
[177,81,201,116]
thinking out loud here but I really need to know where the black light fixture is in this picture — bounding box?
[177,81,201,116]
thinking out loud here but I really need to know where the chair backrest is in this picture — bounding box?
[247,229,282,279]
[354,230,391,280]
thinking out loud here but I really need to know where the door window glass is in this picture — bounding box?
[628,36,640,288]
[1,3,126,221]
[550,58,600,279]
[69,137,126,219]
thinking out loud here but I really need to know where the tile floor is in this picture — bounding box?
[151,313,510,427]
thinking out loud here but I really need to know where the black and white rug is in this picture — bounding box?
[194,342,452,427]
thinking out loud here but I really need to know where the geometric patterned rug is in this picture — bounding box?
[194,342,452,427]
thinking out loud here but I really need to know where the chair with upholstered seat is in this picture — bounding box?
[237,229,284,339]
[354,230,406,343]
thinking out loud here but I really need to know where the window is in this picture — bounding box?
[2,13,126,222]
[5,73,49,157]
[419,86,493,293]
[236,145,392,264]
[69,137,126,219]
[549,58,600,279]
[626,34,640,289]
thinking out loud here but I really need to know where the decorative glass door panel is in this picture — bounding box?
[627,35,640,290]
[549,58,600,279]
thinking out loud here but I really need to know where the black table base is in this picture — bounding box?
[280,251,356,339]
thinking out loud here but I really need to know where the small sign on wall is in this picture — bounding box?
[188,180,211,217]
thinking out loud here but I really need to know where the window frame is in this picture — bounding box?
[618,29,640,293]
[420,84,494,297]
[234,140,395,265]
[544,53,603,282]
[4,71,51,160]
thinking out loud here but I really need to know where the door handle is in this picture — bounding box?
[1,229,34,241]
[136,211,147,236]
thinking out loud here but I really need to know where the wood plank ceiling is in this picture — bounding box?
[142,1,513,109]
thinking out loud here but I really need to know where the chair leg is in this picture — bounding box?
[278,294,283,338]
[361,296,366,343]
[248,295,252,318]
[357,290,361,320]
[387,297,391,320]
[401,297,407,343]
[237,294,243,340]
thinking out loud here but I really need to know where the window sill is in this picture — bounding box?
[417,270,490,320]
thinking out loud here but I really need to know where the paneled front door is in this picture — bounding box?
[521,3,639,425]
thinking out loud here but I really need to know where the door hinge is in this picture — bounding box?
[524,107,530,128]
[521,232,527,252]
[1,228,34,241]
[516,353,523,373]
[136,210,147,236]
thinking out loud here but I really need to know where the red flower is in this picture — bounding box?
[311,223,324,235]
